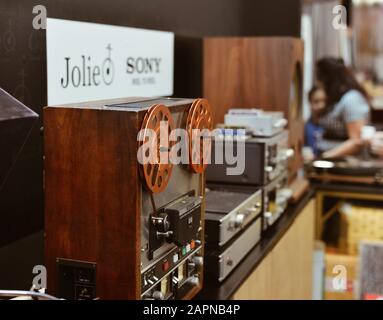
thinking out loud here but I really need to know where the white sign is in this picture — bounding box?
[46,18,174,105]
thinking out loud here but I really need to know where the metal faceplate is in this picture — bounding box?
[140,106,202,270]
[263,170,291,229]
[248,130,290,184]
[141,247,203,299]
[224,109,286,137]
[106,97,194,111]
[206,130,290,186]
[217,217,262,282]
[205,189,263,247]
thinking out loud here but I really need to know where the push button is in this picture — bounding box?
[162,260,169,272]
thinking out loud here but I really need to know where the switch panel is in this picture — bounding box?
[57,258,97,300]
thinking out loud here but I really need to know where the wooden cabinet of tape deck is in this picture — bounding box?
[44,97,211,300]
[175,37,304,181]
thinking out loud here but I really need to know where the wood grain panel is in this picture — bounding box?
[203,37,304,180]
[44,107,141,299]
[203,38,302,123]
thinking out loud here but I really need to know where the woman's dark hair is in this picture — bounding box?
[316,57,369,108]
[308,85,321,102]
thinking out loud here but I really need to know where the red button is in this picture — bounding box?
[190,240,195,250]
[162,260,169,271]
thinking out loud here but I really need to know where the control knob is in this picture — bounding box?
[186,275,200,286]
[152,291,165,300]
[188,256,203,271]
[264,211,273,225]
[265,166,273,173]
[152,212,170,232]
[190,256,203,269]
[232,213,245,228]
[245,207,259,215]
[152,213,173,240]
[143,291,164,300]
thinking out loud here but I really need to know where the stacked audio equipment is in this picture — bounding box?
[203,109,293,281]
[175,36,305,184]
[44,97,213,300]
[204,188,263,282]
[207,109,293,230]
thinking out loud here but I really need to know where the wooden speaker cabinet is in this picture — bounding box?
[175,37,304,181]
[44,97,213,300]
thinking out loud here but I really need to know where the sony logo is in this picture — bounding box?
[126,57,161,75]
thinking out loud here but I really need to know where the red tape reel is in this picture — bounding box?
[140,104,175,193]
[186,99,214,174]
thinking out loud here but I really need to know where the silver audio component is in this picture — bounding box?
[224,108,287,137]
[141,248,203,300]
[205,189,263,247]
[207,130,292,186]
[263,171,292,230]
[205,216,262,282]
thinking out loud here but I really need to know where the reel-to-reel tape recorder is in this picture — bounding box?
[44,97,213,300]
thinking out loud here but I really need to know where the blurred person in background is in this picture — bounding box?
[315,57,371,159]
[305,86,326,158]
